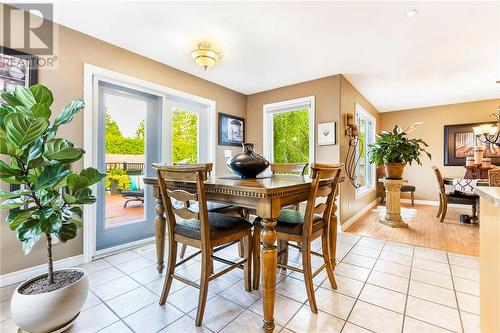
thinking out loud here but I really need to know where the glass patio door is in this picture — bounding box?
[95,80,161,251]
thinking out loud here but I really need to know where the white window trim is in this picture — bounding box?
[82,63,215,262]
[262,96,315,164]
[354,103,377,199]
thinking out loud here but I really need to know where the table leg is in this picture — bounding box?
[260,217,277,333]
[155,196,166,273]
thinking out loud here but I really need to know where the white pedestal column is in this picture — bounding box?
[379,178,408,228]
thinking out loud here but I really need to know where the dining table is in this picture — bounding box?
[143,174,342,332]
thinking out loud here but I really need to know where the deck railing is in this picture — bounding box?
[106,162,144,175]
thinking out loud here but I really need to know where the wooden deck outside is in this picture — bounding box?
[105,194,144,227]
[345,203,479,256]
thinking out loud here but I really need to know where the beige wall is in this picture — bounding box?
[339,76,381,224]
[246,75,341,163]
[246,75,380,225]
[0,16,246,274]
[379,99,500,201]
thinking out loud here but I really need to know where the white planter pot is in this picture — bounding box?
[11,268,88,333]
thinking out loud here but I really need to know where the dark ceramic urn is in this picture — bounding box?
[227,143,269,178]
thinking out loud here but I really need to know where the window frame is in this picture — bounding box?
[262,96,315,165]
[163,99,210,165]
[355,103,377,199]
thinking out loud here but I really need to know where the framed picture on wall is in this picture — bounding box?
[444,122,500,166]
[218,113,245,146]
[318,122,336,145]
[0,46,38,103]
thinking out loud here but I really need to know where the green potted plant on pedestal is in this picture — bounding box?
[369,123,431,179]
[0,84,105,332]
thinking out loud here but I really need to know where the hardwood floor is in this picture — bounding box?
[344,203,479,256]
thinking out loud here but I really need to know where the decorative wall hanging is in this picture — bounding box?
[218,112,245,146]
[344,113,361,188]
[444,122,500,166]
[318,122,336,145]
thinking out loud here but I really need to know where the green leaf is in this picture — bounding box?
[26,138,44,163]
[73,187,96,204]
[1,92,22,107]
[0,189,30,199]
[44,139,84,163]
[0,176,24,184]
[0,160,23,177]
[67,173,89,194]
[0,198,33,211]
[54,99,84,127]
[0,128,23,156]
[30,103,51,118]
[63,192,77,204]
[16,219,42,254]
[4,113,49,148]
[80,167,106,185]
[55,222,78,242]
[7,209,35,231]
[33,164,71,191]
[40,212,61,234]
[30,84,53,108]
[13,86,36,108]
[0,104,16,129]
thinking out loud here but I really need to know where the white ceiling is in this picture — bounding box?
[45,1,500,111]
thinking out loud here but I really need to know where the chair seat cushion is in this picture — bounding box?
[121,190,144,197]
[447,191,479,204]
[253,209,325,235]
[175,212,251,241]
[400,185,415,192]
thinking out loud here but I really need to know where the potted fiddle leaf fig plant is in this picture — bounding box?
[0,84,105,333]
[369,123,431,179]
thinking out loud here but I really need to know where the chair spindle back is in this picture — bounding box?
[302,163,343,237]
[153,163,212,247]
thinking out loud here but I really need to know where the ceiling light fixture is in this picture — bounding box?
[191,41,222,71]
[472,80,500,146]
[405,9,419,18]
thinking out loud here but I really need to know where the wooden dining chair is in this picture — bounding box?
[488,168,500,186]
[252,163,342,313]
[432,166,479,222]
[271,163,309,211]
[269,163,309,262]
[175,163,247,259]
[154,163,252,326]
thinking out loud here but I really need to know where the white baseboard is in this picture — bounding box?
[401,198,472,209]
[341,198,380,231]
[0,255,84,288]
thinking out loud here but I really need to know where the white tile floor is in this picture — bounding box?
[0,233,480,333]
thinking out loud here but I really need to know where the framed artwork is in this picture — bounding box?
[218,113,245,146]
[0,47,38,103]
[444,122,500,166]
[318,122,336,145]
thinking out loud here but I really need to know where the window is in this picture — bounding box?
[263,96,315,165]
[172,108,198,163]
[355,103,376,197]
[163,99,212,166]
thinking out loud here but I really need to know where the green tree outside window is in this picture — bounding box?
[273,109,310,164]
[172,109,198,163]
